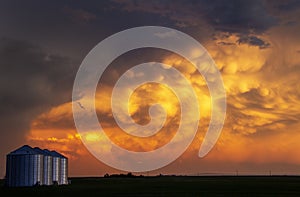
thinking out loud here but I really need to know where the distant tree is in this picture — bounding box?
[104,173,110,178]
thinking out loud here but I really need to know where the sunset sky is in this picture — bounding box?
[1,0,300,177]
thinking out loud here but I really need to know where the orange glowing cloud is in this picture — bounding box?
[26,24,300,176]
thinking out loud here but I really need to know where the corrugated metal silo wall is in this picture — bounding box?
[21,154,32,186]
[5,155,13,187]
[5,154,44,187]
[6,150,67,187]
[36,154,44,185]
[29,154,44,186]
[27,154,34,186]
[60,158,68,185]
[6,154,26,187]
[43,155,53,185]
[52,157,61,184]
[10,155,18,187]
[18,155,25,186]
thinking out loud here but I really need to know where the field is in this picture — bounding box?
[1,176,300,196]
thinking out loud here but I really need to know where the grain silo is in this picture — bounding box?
[5,145,44,187]
[60,155,68,185]
[5,145,68,187]
[51,153,60,185]
[42,149,53,185]
[50,151,68,185]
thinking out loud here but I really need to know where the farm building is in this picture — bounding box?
[5,145,68,187]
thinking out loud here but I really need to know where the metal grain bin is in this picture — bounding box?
[50,151,61,184]
[5,145,68,187]
[51,151,68,185]
[60,157,68,185]
[44,149,60,185]
[42,150,53,186]
[60,155,68,185]
[52,156,60,184]
[5,145,44,187]
[33,154,43,185]
[33,147,45,185]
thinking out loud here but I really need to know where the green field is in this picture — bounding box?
[1,176,300,196]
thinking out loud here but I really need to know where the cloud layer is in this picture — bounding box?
[1,0,300,176]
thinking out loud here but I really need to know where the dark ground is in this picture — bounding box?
[1,176,300,196]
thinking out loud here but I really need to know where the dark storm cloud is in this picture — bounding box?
[113,0,278,49]
[217,41,236,46]
[274,0,300,11]
[237,36,270,49]
[0,0,176,60]
[0,38,76,151]
[284,21,298,26]
[63,6,97,23]
[200,0,277,34]
[114,0,277,33]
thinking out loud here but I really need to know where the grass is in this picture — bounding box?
[1,176,300,196]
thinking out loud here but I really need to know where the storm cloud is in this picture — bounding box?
[0,38,76,161]
[1,0,300,176]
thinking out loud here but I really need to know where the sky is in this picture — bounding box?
[1,0,300,177]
